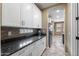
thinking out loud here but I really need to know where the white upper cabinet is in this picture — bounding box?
[2,3,21,27]
[21,3,42,28]
[32,4,42,28]
[20,3,33,28]
[2,3,42,28]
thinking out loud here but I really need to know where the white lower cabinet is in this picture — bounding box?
[32,40,43,56]
[32,37,46,56]
[11,36,46,56]
[20,44,34,56]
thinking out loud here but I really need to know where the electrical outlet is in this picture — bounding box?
[8,31,12,36]
[19,29,24,34]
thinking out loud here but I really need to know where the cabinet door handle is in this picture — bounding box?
[76,17,79,40]
[22,20,25,26]
[22,21,23,26]
[38,24,39,27]
[76,36,79,39]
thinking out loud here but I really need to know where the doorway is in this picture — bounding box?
[42,4,66,56]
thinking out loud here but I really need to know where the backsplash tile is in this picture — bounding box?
[1,27,35,40]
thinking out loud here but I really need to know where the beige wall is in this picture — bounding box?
[66,3,78,56]
[65,3,72,55]
[42,9,48,30]
[42,9,49,47]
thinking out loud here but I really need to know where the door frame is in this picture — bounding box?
[46,3,67,55]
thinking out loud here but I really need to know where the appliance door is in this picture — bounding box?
[76,3,79,56]
[48,31,52,48]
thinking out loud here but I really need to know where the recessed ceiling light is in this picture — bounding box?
[56,10,60,13]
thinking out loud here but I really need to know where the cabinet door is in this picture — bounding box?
[32,37,46,56]
[32,4,42,28]
[39,10,42,28]
[20,3,33,28]
[32,40,42,56]
[39,37,46,55]
[42,37,46,50]
[37,8,42,28]
[2,3,21,27]
[20,44,34,56]
[76,3,79,56]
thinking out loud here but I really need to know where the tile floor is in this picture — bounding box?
[42,36,65,56]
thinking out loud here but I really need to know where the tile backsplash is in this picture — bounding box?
[1,27,35,40]
[19,29,33,34]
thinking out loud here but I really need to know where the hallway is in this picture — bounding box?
[42,36,65,56]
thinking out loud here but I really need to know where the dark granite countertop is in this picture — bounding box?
[1,35,46,56]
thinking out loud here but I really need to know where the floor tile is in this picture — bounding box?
[42,36,65,56]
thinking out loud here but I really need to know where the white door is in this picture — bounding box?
[2,3,21,27]
[73,3,79,56]
[20,3,33,28]
[76,3,79,56]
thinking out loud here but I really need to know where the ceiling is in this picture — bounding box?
[48,6,65,22]
[35,3,58,10]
